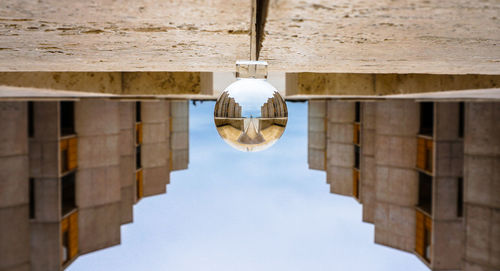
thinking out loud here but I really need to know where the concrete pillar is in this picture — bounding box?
[75,100,121,254]
[430,102,464,270]
[28,102,61,271]
[373,100,419,252]
[308,100,326,171]
[0,102,30,271]
[326,101,355,196]
[463,102,500,271]
[361,102,376,223]
[170,100,189,171]
[119,102,136,224]
[141,101,170,196]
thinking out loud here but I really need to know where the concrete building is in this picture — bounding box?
[308,99,499,271]
[0,99,189,271]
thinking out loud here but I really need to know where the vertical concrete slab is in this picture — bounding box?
[142,101,169,196]
[361,102,376,223]
[308,100,327,171]
[75,100,122,254]
[326,101,354,196]
[373,100,419,252]
[170,100,189,172]
[0,102,30,271]
[119,102,135,224]
[464,102,500,271]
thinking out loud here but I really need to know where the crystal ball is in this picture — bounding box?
[214,78,288,152]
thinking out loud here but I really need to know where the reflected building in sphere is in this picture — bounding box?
[214,78,287,152]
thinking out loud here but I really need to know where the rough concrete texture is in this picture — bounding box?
[0,0,250,71]
[0,155,29,208]
[118,102,135,224]
[286,74,500,96]
[263,0,500,74]
[465,205,500,269]
[120,186,134,224]
[0,205,30,271]
[76,165,121,208]
[374,202,415,252]
[308,100,326,170]
[170,100,189,171]
[78,202,121,255]
[432,220,464,270]
[0,102,27,156]
[30,222,60,271]
[32,178,59,222]
[361,102,376,223]
[464,103,500,156]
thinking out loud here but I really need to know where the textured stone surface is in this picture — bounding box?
[0,0,249,71]
[263,0,500,74]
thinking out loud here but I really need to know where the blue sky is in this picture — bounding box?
[68,101,428,271]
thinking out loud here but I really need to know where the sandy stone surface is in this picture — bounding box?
[0,0,499,74]
[262,0,500,74]
[0,0,250,71]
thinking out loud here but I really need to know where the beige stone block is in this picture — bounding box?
[464,156,500,209]
[327,123,353,144]
[30,222,60,271]
[29,140,59,178]
[120,186,134,225]
[32,102,59,139]
[361,102,376,130]
[308,100,326,117]
[78,134,120,169]
[465,103,500,156]
[78,203,121,254]
[0,102,27,156]
[0,155,28,208]
[435,141,464,178]
[122,72,201,95]
[76,165,121,208]
[327,166,353,196]
[327,142,354,168]
[119,129,135,156]
[465,205,493,265]
[308,148,325,171]
[434,177,461,220]
[142,101,168,124]
[75,100,120,136]
[119,102,135,130]
[327,101,355,123]
[143,166,168,196]
[171,117,188,133]
[432,220,464,270]
[171,132,189,151]
[308,131,325,150]
[361,128,375,156]
[308,117,325,133]
[0,205,30,270]
[297,73,373,95]
[5,263,30,271]
[435,102,460,141]
[171,100,188,118]
[33,178,60,222]
[374,202,415,252]
[171,149,188,171]
[375,100,419,136]
[375,166,418,206]
[119,155,136,188]
[361,184,375,223]
[361,156,375,184]
[142,123,167,144]
[375,134,416,168]
[142,143,168,168]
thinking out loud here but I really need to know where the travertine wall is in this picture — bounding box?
[361,102,376,223]
[75,100,121,254]
[0,102,30,271]
[142,101,170,196]
[463,102,500,271]
[308,100,326,171]
[373,100,419,252]
[326,101,354,196]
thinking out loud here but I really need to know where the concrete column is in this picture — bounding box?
[373,100,419,252]
[119,102,136,224]
[142,101,170,196]
[75,100,121,254]
[170,100,189,171]
[0,102,30,271]
[430,102,464,270]
[361,102,376,223]
[29,102,61,271]
[463,102,500,271]
[308,100,326,171]
[326,101,355,196]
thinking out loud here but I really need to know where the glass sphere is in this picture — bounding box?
[214,78,288,152]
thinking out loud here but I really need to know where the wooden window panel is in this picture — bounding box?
[136,169,144,200]
[135,123,143,145]
[352,169,359,199]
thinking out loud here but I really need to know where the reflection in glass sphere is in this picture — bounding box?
[214,78,288,152]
